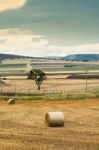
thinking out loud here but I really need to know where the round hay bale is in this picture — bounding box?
[45,112,64,127]
[8,99,15,105]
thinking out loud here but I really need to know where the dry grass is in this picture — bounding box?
[0,100,99,150]
[2,78,99,93]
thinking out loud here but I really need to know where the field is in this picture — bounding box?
[0,59,99,150]
[0,59,99,95]
[1,77,99,95]
[0,59,99,75]
[0,100,99,150]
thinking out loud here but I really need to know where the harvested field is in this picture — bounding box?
[1,78,99,94]
[0,100,99,150]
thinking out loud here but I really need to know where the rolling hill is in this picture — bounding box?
[0,53,99,62]
[0,53,36,61]
[63,54,99,61]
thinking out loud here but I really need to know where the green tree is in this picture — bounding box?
[27,69,46,90]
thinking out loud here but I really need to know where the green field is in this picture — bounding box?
[0,64,26,69]
[0,64,99,75]
[39,66,99,72]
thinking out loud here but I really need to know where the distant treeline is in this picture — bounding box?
[67,74,99,79]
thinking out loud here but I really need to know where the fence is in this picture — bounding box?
[0,90,98,100]
[0,91,64,97]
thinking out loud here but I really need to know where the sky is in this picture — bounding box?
[0,0,99,57]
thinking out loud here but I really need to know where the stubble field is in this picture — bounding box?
[1,77,99,94]
[0,100,99,150]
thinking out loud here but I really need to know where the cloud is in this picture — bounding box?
[0,0,27,12]
[49,43,99,56]
[0,28,99,57]
[0,29,49,56]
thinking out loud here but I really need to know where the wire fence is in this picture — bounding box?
[0,91,64,97]
[0,90,98,99]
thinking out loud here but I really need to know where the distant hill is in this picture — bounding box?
[63,54,99,61]
[0,53,36,61]
[0,53,56,61]
[0,54,42,61]
[1,53,99,62]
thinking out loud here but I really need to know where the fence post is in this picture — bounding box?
[85,67,88,97]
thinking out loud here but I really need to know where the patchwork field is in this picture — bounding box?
[1,59,99,75]
[0,100,99,150]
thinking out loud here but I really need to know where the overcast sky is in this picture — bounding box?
[0,0,99,57]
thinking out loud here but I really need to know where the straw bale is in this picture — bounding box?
[45,112,64,127]
[8,99,15,104]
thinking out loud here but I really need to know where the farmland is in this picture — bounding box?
[0,58,99,102]
[0,59,99,150]
[1,77,99,94]
[0,59,99,75]
[0,58,99,97]
[0,100,99,150]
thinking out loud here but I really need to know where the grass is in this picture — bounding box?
[89,87,99,94]
[0,91,98,101]
[0,64,26,69]
[64,65,99,71]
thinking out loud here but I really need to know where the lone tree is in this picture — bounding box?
[27,69,46,90]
